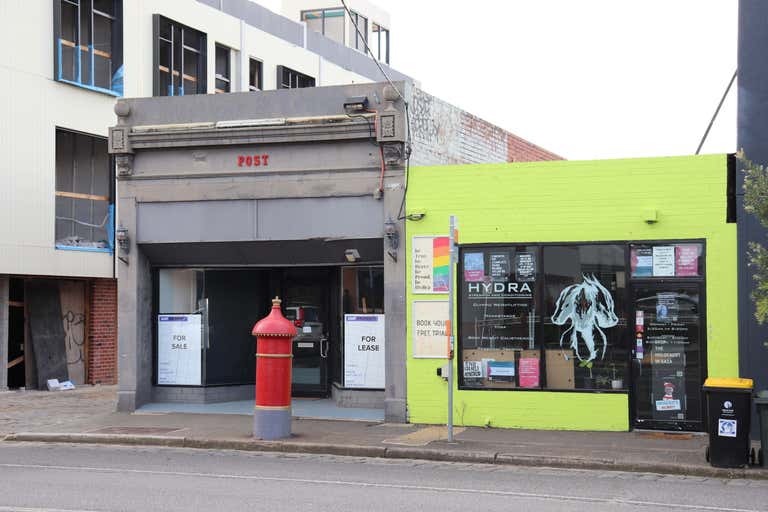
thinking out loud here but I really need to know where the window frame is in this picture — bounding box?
[248,57,263,92]
[53,0,124,96]
[301,7,346,44]
[276,65,316,89]
[54,127,115,254]
[214,44,231,93]
[348,10,368,52]
[456,239,707,394]
[152,14,207,97]
[372,22,389,64]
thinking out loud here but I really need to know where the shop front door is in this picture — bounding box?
[631,282,705,431]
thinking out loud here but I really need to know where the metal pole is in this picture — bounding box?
[447,215,456,442]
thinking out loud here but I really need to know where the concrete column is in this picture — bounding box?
[116,197,153,411]
[0,277,8,390]
[383,170,407,422]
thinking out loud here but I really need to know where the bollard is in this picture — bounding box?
[251,297,297,440]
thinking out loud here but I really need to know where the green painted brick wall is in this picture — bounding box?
[405,154,737,431]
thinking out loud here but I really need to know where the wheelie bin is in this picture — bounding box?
[703,377,754,468]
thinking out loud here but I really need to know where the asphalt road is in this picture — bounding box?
[0,442,766,512]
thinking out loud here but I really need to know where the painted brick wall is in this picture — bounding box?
[410,88,562,167]
[405,155,737,431]
[88,278,117,385]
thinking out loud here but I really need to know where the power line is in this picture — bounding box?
[696,69,737,155]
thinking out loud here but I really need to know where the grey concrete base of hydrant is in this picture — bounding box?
[253,407,292,440]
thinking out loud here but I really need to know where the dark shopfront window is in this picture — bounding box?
[458,241,704,393]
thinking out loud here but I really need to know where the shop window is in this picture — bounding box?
[458,244,629,391]
[54,0,124,96]
[153,15,206,96]
[630,243,703,278]
[158,269,204,314]
[342,266,384,314]
[55,129,113,252]
[277,66,315,89]
[215,44,230,93]
[302,8,345,44]
[348,11,368,51]
[372,23,389,64]
[248,58,263,91]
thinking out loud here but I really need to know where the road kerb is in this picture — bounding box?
[4,432,767,480]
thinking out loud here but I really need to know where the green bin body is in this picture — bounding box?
[755,391,768,468]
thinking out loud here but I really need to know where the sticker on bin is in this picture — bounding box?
[718,418,737,438]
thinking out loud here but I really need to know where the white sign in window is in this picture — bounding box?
[344,314,385,389]
[157,314,202,385]
[412,300,449,358]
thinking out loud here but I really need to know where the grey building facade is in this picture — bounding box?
[109,82,559,421]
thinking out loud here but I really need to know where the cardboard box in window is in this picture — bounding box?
[462,349,516,388]
[545,349,575,389]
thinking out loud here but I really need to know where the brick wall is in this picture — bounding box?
[410,88,562,167]
[87,278,117,385]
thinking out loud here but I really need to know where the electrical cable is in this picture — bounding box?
[340,0,413,220]
[696,69,737,155]
[56,213,109,229]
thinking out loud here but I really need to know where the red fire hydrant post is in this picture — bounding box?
[251,297,297,440]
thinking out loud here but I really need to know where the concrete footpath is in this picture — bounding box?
[2,385,766,480]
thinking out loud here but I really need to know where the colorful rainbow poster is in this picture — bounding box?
[432,237,450,292]
[412,236,450,294]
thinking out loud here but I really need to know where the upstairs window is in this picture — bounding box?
[55,129,113,252]
[153,15,207,96]
[372,23,389,64]
[215,44,231,93]
[301,8,345,45]
[54,0,124,96]
[277,66,315,89]
[348,11,368,51]
[249,58,263,91]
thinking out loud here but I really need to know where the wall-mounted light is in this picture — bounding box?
[345,249,361,263]
[343,96,369,113]
[405,211,426,221]
[644,209,658,225]
[384,218,399,262]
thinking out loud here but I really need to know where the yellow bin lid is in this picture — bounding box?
[703,377,754,389]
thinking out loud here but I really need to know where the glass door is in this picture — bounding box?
[631,282,705,431]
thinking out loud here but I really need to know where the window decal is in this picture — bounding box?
[552,274,618,363]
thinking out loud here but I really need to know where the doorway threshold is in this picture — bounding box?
[136,398,384,422]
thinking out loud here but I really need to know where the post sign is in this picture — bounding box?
[413,300,449,358]
[412,236,450,293]
[344,314,385,388]
[157,314,202,385]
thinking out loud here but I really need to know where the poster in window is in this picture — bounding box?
[651,344,686,420]
[675,244,700,276]
[652,246,675,276]
[489,252,510,282]
[412,300,449,358]
[412,236,450,294]
[344,314,385,388]
[631,247,653,277]
[157,315,202,385]
[518,351,540,388]
[515,252,536,282]
[463,252,485,282]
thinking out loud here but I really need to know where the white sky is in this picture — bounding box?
[263,1,738,160]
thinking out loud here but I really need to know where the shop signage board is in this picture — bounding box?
[157,314,202,385]
[412,236,450,293]
[412,300,450,358]
[344,314,385,388]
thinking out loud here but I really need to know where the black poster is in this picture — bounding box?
[515,252,536,282]
[490,252,510,282]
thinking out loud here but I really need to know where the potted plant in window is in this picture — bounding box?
[610,363,623,390]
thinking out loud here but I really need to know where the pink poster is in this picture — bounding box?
[519,357,540,388]
[675,245,699,277]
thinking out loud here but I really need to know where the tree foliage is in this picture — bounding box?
[737,150,768,323]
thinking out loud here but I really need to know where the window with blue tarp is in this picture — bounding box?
[54,0,123,97]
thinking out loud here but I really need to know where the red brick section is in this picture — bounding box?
[507,133,563,162]
[87,278,117,385]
